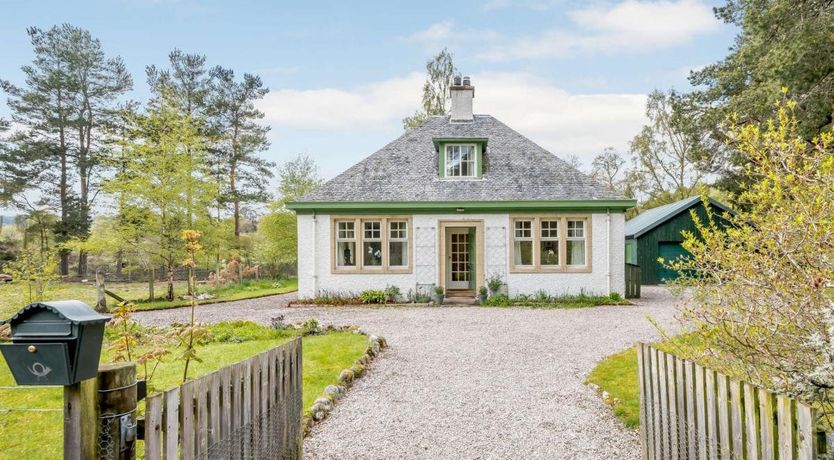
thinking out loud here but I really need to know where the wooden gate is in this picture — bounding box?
[637,343,822,459]
[141,337,303,459]
[625,263,641,299]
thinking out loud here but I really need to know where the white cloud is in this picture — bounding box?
[257,72,647,163]
[404,21,503,48]
[479,0,720,60]
[257,73,424,131]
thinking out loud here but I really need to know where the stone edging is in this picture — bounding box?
[302,332,388,436]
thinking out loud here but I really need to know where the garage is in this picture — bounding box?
[624,196,733,284]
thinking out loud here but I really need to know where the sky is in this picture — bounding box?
[0,0,737,213]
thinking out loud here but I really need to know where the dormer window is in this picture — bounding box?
[445,144,477,178]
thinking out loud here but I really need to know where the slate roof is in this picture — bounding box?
[295,115,624,203]
[625,196,733,238]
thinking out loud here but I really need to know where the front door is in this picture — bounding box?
[447,228,471,289]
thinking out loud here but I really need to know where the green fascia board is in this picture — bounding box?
[286,199,636,214]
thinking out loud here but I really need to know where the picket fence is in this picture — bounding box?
[140,337,303,459]
[637,343,823,460]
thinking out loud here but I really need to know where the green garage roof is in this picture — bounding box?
[625,196,733,239]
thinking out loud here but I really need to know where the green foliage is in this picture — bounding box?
[359,289,387,304]
[478,286,488,296]
[486,273,503,294]
[586,348,641,428]
[254,210,297,270]
[481,292,629,309]
[383,284,401,302]
[206,320,298,343]
[434,286,444,295]
[275,153,323,206]
[628,90,716,202]
[3,246,58,303]
[690,0,834,193]
[670,101,834,408]
[295,291,363,306]
[403,49,457,129]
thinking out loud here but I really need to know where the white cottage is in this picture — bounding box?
[287,78,635,301]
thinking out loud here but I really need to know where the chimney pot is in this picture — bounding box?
[450,76,474,122]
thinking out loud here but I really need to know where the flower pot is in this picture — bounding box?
[478,294,488,304]
[434,294,444,304]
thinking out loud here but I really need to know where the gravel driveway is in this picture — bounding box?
[135,286,681,460]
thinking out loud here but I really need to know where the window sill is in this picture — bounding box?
[331,268,413,275]
[509,266,593,274]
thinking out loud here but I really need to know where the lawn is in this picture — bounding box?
[585,335,708,429]
[0,321,366,460]
[0,278,297,319]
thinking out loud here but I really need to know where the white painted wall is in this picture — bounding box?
[296,212,625,298]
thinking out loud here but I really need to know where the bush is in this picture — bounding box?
[359,290,386,304]
[486,273,503,294]
[383,285,401,303]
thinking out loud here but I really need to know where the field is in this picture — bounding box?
[0,278,297,319]
[0,322,367,459]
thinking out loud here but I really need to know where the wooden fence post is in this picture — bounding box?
[96,270,107,313]
[97,362,137,460]
[64,378,98,460]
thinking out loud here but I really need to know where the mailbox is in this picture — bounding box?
[0,300,110,386]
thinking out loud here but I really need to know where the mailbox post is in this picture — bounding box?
[0,301,110,459]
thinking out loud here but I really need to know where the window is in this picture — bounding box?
[566,220,586,266]
[388,220,408,267]
[513,219,533,266]
[445,144,477,178]
[540,220,560,266]
[332,217,412,273]
[509,216,592,272]
[335,221,356,267]
[363,221,382,267]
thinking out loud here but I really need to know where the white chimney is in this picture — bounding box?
[450,75,474,122]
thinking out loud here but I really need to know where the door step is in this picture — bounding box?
[442,296,479,306]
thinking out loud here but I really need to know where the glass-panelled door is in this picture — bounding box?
[447,228,471,289]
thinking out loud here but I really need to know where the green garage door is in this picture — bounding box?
[657,242,689,283]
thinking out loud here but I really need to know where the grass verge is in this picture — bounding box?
[0,320,366,460]
[586,347,641,428]
[0,278,297,318]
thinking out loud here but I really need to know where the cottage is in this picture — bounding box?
[287,77,636,300]
[625,196,733,284]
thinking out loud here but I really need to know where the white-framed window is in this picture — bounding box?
[388,220,408,267]
[335,221,356,268]
[540,219,560,266]
[362,221,383,267]
[513,219,533,266]
[566,219,586,266]
[445,144,477,178]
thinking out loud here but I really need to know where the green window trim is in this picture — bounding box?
[436,140,485,179]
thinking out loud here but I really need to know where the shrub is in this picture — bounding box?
[383,285,401,303]
[359,290,387,304]
[481,293,628,309]
[478,286,488,296]
[486,273,503,295]
[434,286,444,295]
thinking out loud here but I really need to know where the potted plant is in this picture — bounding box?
[487,273,505,297]
[478,286,488,304]
[433,286,445,304]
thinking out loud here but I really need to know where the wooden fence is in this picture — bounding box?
[625,263,641,299]
[637,343,822,460]
[140,337,303,459]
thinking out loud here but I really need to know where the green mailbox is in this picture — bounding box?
[0,301,110,386]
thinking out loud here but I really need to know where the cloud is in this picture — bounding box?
[404,21,503,48]
[479,0,720,60]
[257,72,647,162]
[257,73,424,130]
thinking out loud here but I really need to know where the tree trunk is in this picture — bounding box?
[148,267,155,301]
[77,250,87,278]
[95,270,106,313]
[166,266,175,301]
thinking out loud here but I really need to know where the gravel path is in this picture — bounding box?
[135,286,682,460]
